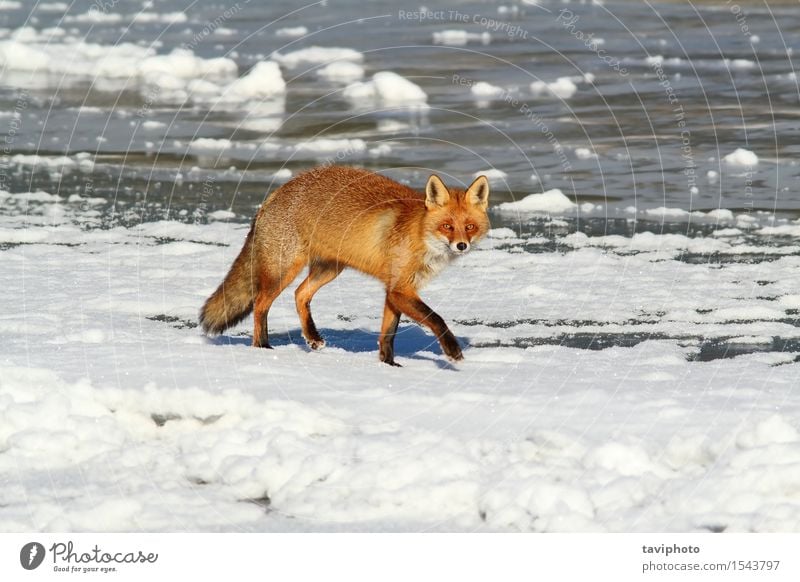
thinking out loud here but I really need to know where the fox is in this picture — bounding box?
[199,165,490,366]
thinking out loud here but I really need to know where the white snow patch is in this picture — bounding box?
[343,72,427,107]
[222,61,286,100]
[574,147,597,160]
[294,138,367,155]
[188,138,233,151]
[432,30,491,46]
[316,61,364,82]
[271,168,293,180]
[271,46,363,68]
[724,148,758,166]
[473,169,507,183]
[208,209,236,221]
[496,189,575,214]
[275,26,308,38]
[530,77,577,99]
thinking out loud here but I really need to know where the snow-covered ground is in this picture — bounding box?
[2,192,800,532]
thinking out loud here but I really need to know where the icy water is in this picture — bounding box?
[1,0,799,217]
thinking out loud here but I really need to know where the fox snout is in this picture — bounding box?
[451,241,470,254]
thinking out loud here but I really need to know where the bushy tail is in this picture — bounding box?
[199,221,258,334]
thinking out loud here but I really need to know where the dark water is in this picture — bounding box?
[1,0,799,227]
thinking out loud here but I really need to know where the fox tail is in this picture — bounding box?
[199,220,258,334]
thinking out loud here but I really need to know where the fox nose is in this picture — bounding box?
[456,242,467,251]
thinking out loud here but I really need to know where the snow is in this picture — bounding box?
[2,191,800,532]
[724,148,759,166]
[343,72,428,107]
[530,77,578,99]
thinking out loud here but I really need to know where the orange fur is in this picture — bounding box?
[199,165,490,365]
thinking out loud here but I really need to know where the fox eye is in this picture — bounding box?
[465,224,476,231]
[442,223,453,230]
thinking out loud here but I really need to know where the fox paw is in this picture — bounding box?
[306,338,326,350]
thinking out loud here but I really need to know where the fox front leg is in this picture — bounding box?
[378,298,402,366]
[387,290,464,362]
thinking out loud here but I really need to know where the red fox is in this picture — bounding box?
[199,165,490,365]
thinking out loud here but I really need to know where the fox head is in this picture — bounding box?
[423,174,491,255]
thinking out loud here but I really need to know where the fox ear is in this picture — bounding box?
[466,175,490,209]
[425,174,450,209]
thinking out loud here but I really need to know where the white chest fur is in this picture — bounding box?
[414,235,454,288]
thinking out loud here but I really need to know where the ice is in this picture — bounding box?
[189,138,233,152]
[64,11,187,24]
[272,168,293,180]
[495,189,575,214]
[316,61,365,82]
[37,2,68,11]
[724,58,755,69]
[473,169,507,182]
[574,147,597,160]
[530,77,578,99]
[131,12,188,24]
[213,27,237,36]
[343,72,427,107]
[0,33,290,109]
[222,61,286,100]
[64,11,122,23]
[0,38,239,101]
[271,46,364,68]
[432,30,491,46]
[208,210,236,221]
[376,120,410,133]
[294,138,367,154]
[470,81,504,98]
[275,26,309,38]
[724,148,759,166]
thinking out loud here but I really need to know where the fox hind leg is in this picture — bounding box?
[294,259,344,350]
[253,257,306,348]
